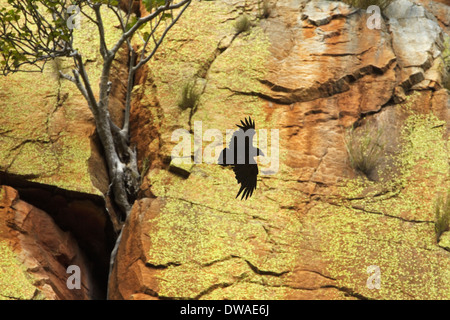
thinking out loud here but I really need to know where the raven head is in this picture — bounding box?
[236,116,255,132]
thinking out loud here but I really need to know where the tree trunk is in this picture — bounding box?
[77,52,139,221]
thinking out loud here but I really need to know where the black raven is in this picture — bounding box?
[218,117,264,200]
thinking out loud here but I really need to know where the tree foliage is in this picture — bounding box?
[0,0,79,72]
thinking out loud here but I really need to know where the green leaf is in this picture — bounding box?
[96,0,119,6]
[126,16,138,32]
[161,12,172,20]
[143,0,166,12]
[142,0,153,12]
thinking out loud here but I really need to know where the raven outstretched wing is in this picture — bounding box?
[233,163,258,200]
[218,117,260,200]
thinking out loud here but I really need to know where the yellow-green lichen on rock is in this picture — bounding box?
[319,102,450,299]
[107,0,450,300]
[439,232,450,250]
[139,1,300,299]
[146,163,304,299]
[0,2,123,195]
[140,0,275,159]
[0,241,38,300]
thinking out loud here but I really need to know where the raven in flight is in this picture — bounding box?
[218,117,264,200]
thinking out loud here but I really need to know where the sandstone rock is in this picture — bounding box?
[386,0,446,90]
[439,231,450,251]
[169,159,195,178]
[416,0,450,34]
[0,4,126,197]
[263,0,397,109]
[0,3,122,299]
[0,185,94,299]
[118,0,141,16]
[302,0,358,26]
[110,0,450,300]
[1,0,449,300]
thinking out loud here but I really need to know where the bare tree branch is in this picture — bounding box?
[74,53,98,112]
[110,0,191,57]
[92,3,109,59]
[134,0,190,71]
[122,49,136,134]
[0,0,193,222]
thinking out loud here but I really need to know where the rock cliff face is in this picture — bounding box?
[0,185,96,299]
[0,2,121,299]
[109,0,450,299]
[0,0,449,300]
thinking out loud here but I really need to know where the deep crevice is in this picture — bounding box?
[321,285,371,300]
[244,259,290,277]
[145,261,182,269]
[0,171,116,300]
